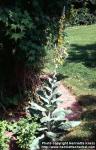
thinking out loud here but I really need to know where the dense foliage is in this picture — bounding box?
[12,118,40,150]
[0,121,9,150]
[68,1,96,26]
[0,0,69,106]
[0,118,40,150]
[28,75,80,150]
[1,1,95,149]
[0,1,46,106]
[0,0,96,106]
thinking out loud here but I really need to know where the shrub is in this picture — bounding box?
[10,117,40,150]
[0,7,46,106]
[68,5,96,26]
[0,121,9,150]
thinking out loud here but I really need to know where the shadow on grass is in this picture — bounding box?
[78,95,96,107]
[67,43,96,67]
[61,122,96,142]
[78,95,96,120]
[61,95,96,142]
[89,82,96,89]
[56,73,69,81]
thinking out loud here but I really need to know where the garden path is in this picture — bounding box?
[57,82,82,120]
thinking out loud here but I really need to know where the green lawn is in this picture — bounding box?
[44,24,96,142]
[45,24,96,96]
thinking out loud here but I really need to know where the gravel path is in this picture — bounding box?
[57,82,82,120]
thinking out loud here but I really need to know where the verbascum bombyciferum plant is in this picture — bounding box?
[54,7,68,73]
[27,75,81,150]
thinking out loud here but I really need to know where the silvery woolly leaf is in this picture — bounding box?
[37,90,49,103]
[42,111,47,117]
[40,116,51,123]
[52,108,66,118]
[30,134,44,150]
[53,79,57,84]
[45,104,53,109]
[48,77,53,83]
[53,115,65,121]
[53,82,58,89]
[43,91,50,99]
[31,102,46,112]
[51,99,57,104]
[53,81,59,87]
[59,109,72,115]
[59,122,72,130]
[51,98,63,104]
[52,85,58,92]
[38,127,48,131]
[43,86,52,93]
[56,99,64,105]
[46,131,57,139]
[54,91,61,97]
[70,121,81,127]
[54,92,62,99]
[36,89,44,96]
[39,95,49,104]
[51,91,62,100]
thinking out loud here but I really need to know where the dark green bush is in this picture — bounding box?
[0,0,67,106]
[67,1,96,26]
[68,7,96,26]
[0,6,46,106]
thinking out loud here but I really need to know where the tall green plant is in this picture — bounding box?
[28,75,81,150]
[54,7,68,74]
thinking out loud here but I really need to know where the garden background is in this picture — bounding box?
[0,0,96,150]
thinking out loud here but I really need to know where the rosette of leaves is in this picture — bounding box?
[28,75,81,150]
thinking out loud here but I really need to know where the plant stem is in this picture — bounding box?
[48,112,51,131]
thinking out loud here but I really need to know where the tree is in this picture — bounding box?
[0,0,67,106]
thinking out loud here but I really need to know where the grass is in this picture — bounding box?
[45,24,96,96]
[44,24,96,142]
